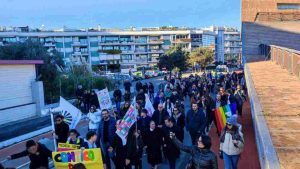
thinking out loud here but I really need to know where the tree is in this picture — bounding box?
[0,40,64,103]
[188,47,214,69]
[158,45,189,72]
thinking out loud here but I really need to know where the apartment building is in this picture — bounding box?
[224,29,242,61]
[0,26,241,72]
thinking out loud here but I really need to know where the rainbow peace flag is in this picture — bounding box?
[214,103,237,133]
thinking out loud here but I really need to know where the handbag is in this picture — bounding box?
[185,157,195,169]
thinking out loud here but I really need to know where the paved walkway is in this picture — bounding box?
[209,98,260,169]
[248,61,300,169]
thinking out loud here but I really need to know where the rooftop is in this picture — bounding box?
[0,25,239,33]
[0,60,44,65]
[248,61,300,169]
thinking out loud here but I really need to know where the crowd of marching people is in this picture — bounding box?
[5,70,247,169]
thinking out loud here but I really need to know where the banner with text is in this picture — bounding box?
[57,143,79,152]
[96,88,112,110]
[52,148,104,169]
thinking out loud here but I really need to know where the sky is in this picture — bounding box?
[0,0,241,29]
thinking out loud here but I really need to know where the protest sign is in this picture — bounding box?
[52,148,104,169]
[96,88,112,110]
[57,143,79,152]
[116,104,137,145]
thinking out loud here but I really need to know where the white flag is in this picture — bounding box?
[59,97,82,129]
[145,94,155,117]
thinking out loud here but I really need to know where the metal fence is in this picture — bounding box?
[269,45,300,78]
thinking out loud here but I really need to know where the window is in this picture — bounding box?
[56,42,64,48]
[90,42,98,47]
[121,54,132,60]
[278,3,300,10]
[64,42,72,48]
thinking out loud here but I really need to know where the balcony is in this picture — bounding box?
[135,49,148,54]
[224,37,240,41]
[148,49,164,53]
[44,43,56,47]
[72,41,88,46]
[121,50,134,54]
[172,38,192,43]
[134,40,148,44]
[72,51,89,56]
[148,39,164,44]
[99,54,121,61]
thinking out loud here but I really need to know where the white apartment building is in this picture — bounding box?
[224,29,242,61]
[0,26,241,72]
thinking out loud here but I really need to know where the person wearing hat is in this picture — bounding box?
[219,115,244,169]
[7,140,52,169]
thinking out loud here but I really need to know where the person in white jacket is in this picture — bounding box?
[87,105,101,132]
[219,115,244,169]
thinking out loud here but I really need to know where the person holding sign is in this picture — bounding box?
[83,131,107,169]
[7,140,52,169]
[54,114,69,144]
[66,129,84,148]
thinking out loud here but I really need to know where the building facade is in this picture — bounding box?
[242,0,300,62]
[0,60,44,126]
[0,26,241,72]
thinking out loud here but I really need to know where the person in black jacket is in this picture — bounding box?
[172,107,185,142]
[186,103,206,145]
[162,117,181,169]
[136,89,146,107]
[137,109,151,138]
[110,120,129,169]
[135,81,143,93]
[7,140,52,169]
[170,133,218,169]
[148,82,155,101]
[119,101,130,119]
[123,90,131,102]
[126,126,144,169]
[54,114,69,144]
[151,104,169,128]
[113,86,122,113]
[123,79,132,93]
[89,90,99,109]
[144,120,163,169]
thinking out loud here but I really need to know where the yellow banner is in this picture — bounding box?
[52,148,104,169]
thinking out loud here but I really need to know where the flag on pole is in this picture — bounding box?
[145,94,155,117]
[214,103,237,133]
[59,97,82,129]
[116,104,138,145]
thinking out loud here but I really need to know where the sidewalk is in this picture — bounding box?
[209,99,260,169]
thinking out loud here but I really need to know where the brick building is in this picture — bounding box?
[241,0,300,61]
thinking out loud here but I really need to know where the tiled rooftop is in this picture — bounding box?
[248,61,300,169]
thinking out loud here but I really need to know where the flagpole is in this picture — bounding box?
[50,111,57,151]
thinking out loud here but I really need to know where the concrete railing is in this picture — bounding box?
[270,45,300,78]
[244,64,281,169]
